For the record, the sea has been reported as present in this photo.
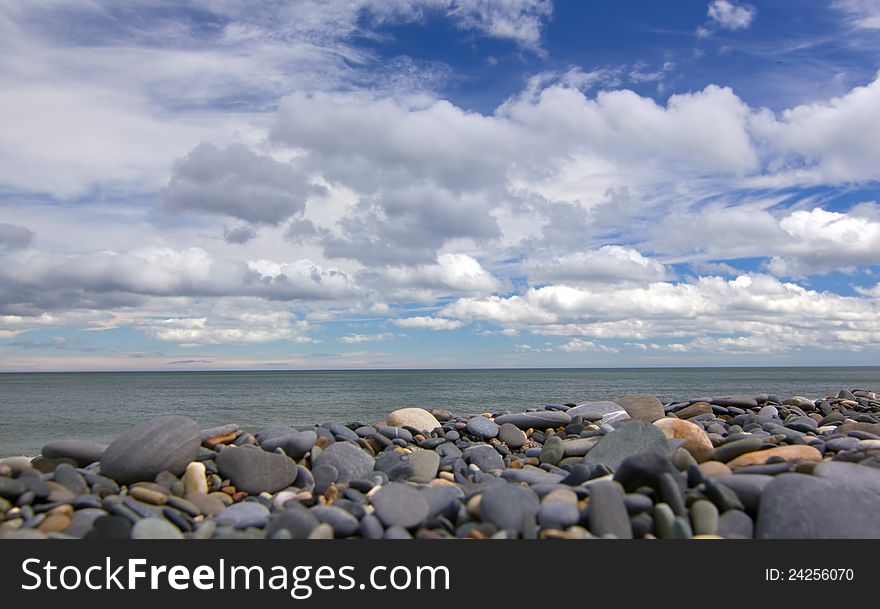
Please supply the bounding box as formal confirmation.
[2,367,879,457]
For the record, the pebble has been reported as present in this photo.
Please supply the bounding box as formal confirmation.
[587,480,632,539]
[653,418,714,462]
[464,416,497,439]
[216,445,299,494]
[712,437,766,463]
[615,394,665,422]
[215,501,270,529]
[494,411,572,429]
[386,408,441,433]
[100,416,202,484]
[42,440,108,467]
[464,445,505,472]
[539,435,564,466]
[261,430,317,459]
[312,441,376,484]
[371,483,430,528]
[310,505,359,538]
[266,506,319,539]
[567,401,622,420]
[479,484,540,535]
[690,499,718,535]
[184,461,208,495]
[408,449,440,480]
[756,474,880,538]
[497,423,527,449]
[584,421,670,471]
[131,518,183,539]
[813,461,880,495]
[726,445,822,470]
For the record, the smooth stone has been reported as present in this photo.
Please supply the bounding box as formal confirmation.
[540,488,579,506]
[584,421,671,471]
[670,446,698,471]
[373,452,414,482]
[711,395,759,408]
[371,483,430,528]
[51,464,89,495]
[377,426,414,443]
[85,515,132,540]
[216,446,298,494]
[825,437,860,452]
[266,506,319,539]
[587,480,632,539]
[408,449,440,480]
[466,416,500,439]
[623,493,654,514]
[215,501,270,529]
[562,437,600,457]
[690,499,719,535]
[100,416,201,484]
[538,501,580,529]
[813,461,880,495]
[130,518,183,540]
[183,461,208,495]
[497,423,527,449]
[310,505,359,538]
[756,474,880,538]
[494,411,572,430]
[600,411,631,425]
[254,426,296,444]
[839,421,880,436]
[312,464,339,494]
[312,442,376,485]
[260,431,317,459]
[200,424,240,442]
[567,401,621,419]
[329,424,359,442]
[786,416,818,433]
[386,408,441,433]
[184,492,226,516]
[612,452,679,492]
[540,436,565,466]
[703,478,745,512]
[713,437,765,463]
[675,402,713,419]
[501,467,565,485]
[360,514,385,539]
[714,474,773,514]
[615,394,665,423]
[479,484,540,535]
[42,440,107,467]
[726,445,821,470]
[0,475,26,499]
[463,445,504,472]
[65,508,107,538]
[37,513,72,534]
[653,418,714,462]
[653,503,676,539]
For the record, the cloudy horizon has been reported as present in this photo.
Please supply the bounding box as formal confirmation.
[2,0,880,371]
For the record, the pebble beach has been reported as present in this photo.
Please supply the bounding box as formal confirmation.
[2,388,879,540]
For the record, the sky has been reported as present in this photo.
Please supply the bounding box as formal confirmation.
[1,0,880,371]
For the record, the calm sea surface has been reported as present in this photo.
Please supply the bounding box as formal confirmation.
[1,367,879,456]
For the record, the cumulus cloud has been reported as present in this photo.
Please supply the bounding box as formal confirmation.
[138,299,314,346]
[0,223,34,250]
[524,246,669,284]
[442,273,880,352]
[223,223,258,244]
[707,1,757,30]
[393,316,465,330]
[162,143,321,225]
[376,253,503,300]
[0,247,360,318]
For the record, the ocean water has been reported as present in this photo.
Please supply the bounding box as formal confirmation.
[1,367,879,456]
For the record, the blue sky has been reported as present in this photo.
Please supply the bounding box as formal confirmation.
[1,0,880,371]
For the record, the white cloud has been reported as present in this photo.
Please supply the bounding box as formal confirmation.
[707,1,756,31]
[138,299,314,346]
[442,273,880,352]
[833,0,880,29]
[378,253,504,298]
[338,333,396,344]
[524,246,669,284]
[393,316,465,330]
